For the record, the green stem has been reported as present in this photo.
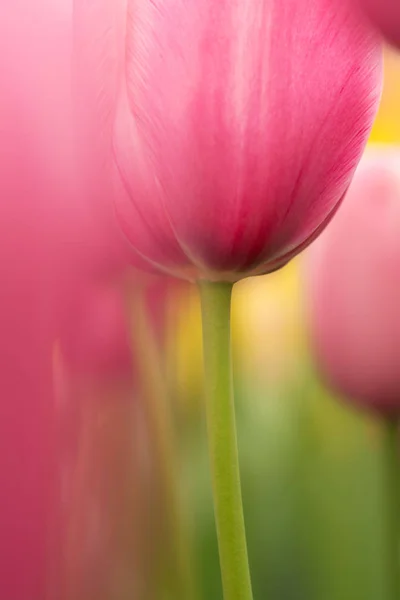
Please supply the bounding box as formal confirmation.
[199,280,254,600]
[383,417,400,600]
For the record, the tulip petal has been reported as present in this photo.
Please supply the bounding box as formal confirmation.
[74,0,382,281]
[73,0,125,171]
[113,0,381,278]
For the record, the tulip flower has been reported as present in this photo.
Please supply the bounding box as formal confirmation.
[73,3,383,598]
[74,0,382,283]
[305,149,400,600]
[306,150,400,415]
[355,0,400,49]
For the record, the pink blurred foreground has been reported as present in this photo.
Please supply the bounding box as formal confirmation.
[0,2,135,598]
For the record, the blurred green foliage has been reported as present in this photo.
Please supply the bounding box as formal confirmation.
[179,358,391,600]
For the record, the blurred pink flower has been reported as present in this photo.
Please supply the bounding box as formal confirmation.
[0,2,130,597]
[73,0,382,282]
[355,0,400,49]
[0,3,73,597]
[305,150,400,414]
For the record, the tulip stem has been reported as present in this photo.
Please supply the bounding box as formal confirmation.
[384,417,400,600]
[199,280,253,600]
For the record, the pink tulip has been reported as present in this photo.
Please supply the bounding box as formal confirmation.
[73,0,382,282]
[355,0,400,49]
[305,150,400,414]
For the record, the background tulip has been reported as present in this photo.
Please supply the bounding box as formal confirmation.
[305,149,400,414]
[73,0,382,283]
